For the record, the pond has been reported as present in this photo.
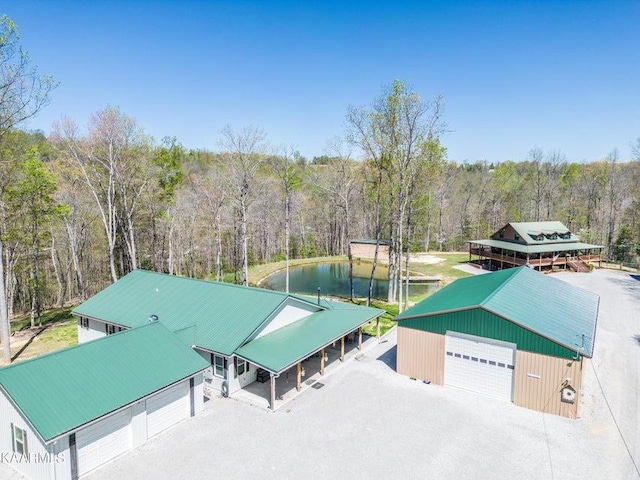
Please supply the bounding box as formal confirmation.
[260,262,438,300]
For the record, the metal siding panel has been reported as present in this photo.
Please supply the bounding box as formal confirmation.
[400,309,575,359]
[513,350,582,418]
[397,327,444,384]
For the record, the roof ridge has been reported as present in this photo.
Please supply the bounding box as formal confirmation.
[0,322,157,374]
[479,268,523,307]
[134,269,292,299]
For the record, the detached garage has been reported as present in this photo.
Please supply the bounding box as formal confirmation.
[396,267,599,418]
[0,322,207,480]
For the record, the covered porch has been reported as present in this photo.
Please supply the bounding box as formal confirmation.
[234,308,383,410]
[468,240,603,271]
[233,331,379,409]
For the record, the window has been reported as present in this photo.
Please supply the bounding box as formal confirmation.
[237,358,247,376]
[514,234,520,241]
[80,317,89,329]
[214,355,224,378]
[105,324,123,335]
[11,424,28,456]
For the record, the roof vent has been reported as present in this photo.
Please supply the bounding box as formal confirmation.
[149,314,159,323]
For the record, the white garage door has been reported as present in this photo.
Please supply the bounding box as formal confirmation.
[146,381,189,438]
[77,407,132,476]
[444,332,516,401]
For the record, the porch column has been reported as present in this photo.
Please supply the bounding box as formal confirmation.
[296,362,302,392]
[357,327,363,350]
[320,348,325,375]
[376,316,381,340]
[340,336,345,361]
[270,373,276,411]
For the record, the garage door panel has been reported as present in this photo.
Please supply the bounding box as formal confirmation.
[146,381,189,438]
[77,408,131,476]
[445,333,515,401]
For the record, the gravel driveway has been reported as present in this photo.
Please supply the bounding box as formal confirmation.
[79,269,639,480]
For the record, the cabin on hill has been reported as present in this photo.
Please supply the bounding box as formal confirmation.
[468,221,602,272]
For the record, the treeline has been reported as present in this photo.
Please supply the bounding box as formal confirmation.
[1,102,639,320]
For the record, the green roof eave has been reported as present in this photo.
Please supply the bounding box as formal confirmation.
[235,306,383,373]
[468,239,603,254]
[0,323,208,442]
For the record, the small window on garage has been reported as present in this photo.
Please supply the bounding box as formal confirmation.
[11,423,28,456]
[214,355,225,378]
[79,317,89,329]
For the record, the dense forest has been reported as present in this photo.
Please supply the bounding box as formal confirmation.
[1,15,639,328]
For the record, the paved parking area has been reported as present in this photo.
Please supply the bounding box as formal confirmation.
[12,269,638,480]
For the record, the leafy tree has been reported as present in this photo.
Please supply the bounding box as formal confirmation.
[7,147,61,326]
[0,15,56,362]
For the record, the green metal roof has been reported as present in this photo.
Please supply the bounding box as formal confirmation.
[468,238,602,254]
[0,322,208,442]
[73,270,312,355]
[235,305,383,373]
[396,267,599,357]
[509,221,575,244]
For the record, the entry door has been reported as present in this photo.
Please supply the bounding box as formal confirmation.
[236,358,254,389]
[444,332,515,401]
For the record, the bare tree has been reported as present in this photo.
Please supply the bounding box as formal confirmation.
[219,126,269,286]
[53,107,147,282]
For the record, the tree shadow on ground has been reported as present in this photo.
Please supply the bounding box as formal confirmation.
[376,343,397,371]
[11,324,52,362]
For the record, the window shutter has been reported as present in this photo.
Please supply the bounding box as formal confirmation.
[233,357,238,378]
[105,323,109,334]
[10,423,14,452]
[23,431,27,456]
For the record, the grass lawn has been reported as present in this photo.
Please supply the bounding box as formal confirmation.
[2,307,78,365]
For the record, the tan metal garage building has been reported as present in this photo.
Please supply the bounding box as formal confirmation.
[395,267,599,418]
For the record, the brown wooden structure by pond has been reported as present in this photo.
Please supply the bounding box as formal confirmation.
[468,221,602,272]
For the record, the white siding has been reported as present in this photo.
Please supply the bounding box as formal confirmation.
[192,373,204,415]
[76,407,132,476]
[146,382,189,439]
[197,349,227,396]
[0,391,60,480]
[253,298,319,340]
[130,401,147,448]
[77,318,107,344]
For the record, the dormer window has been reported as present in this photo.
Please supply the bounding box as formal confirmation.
[514,234,520,241]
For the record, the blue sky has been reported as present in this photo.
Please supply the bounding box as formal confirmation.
[5,1,640,162]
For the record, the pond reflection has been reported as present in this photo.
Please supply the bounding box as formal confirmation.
[260,262,437,300]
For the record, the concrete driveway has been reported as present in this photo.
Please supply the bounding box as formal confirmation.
[82,269,639,480]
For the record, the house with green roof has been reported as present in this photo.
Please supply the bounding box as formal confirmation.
[0,322,208,480]
[0,269,383,479]
[73,269,382,407]
[468,221,602,272]
[395,266,599,418]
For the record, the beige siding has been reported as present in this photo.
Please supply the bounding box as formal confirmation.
[350,243,390,260]
[397,327,444,385]
[513,350,583,418]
